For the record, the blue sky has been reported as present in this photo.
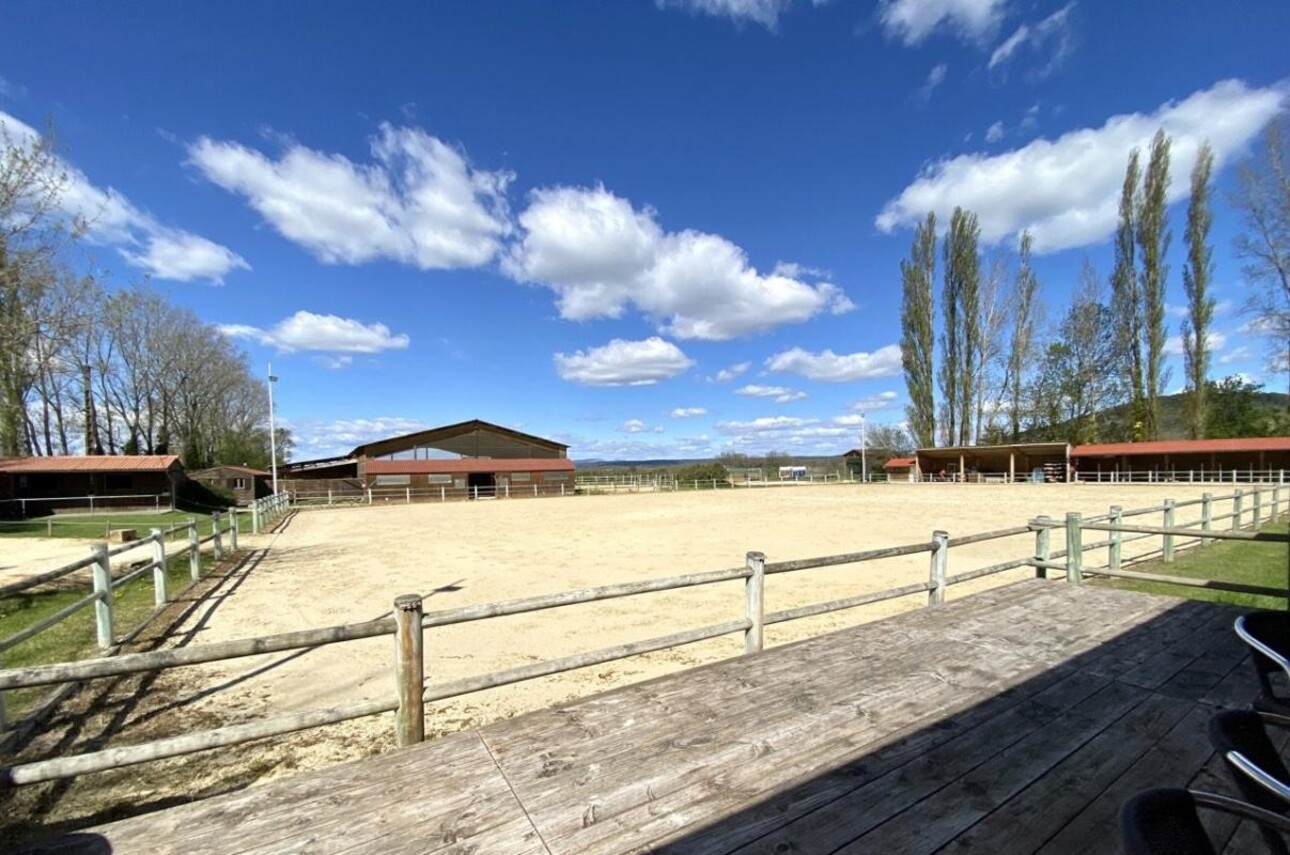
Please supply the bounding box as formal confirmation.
[1,0,1286,461]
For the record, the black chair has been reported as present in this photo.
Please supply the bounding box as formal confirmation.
[1210,710,1290,853]
[1236,613,1290,715]
[1122,788,1290,855]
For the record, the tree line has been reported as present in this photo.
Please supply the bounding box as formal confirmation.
[1,123,285,470]
[900,117,1290,449]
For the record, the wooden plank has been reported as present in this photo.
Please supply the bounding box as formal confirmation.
[1116,608,1243,690]
[1155,618,1249,703]
[1036,705,1217,855]
[718,671,1112,855]
[834,684,1166,853]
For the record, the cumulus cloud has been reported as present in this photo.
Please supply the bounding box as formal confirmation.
[188,124,512,270]
[1219,345,1252,365]
[715,414,854,452]
[291,416,429,458]
[715,362,751,382]
[671,407,708,418]
[0,111,247,282]
[878,0,1008,46]
[766,344,903,381]
[987,3,1076,80]
[504,185,851,340]
[554,337,694,386]
[1164,331,1226,357]
[218,311,410,354]
[850,390,901,411]
[735,384,808,403]
[656,0,792,28]
[919,63,949,102]
[876,80,1287,253]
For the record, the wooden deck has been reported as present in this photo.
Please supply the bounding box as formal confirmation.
[18,579,1275,854]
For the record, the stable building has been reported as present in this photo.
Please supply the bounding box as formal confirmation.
[1071,437,1290,482]
[0,455,184,516]
[282,419,574,500]
[915,443,1072,482]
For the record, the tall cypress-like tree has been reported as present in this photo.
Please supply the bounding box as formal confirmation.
[900,212,937,448]
[1110,149,1144,440]
[939,207,981,446]
[1182,142,1215,439]
[1137,129,1172,440]
[1005,230,1039,441]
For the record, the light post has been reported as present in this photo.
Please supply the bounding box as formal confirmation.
[268,364,279,495]
[860,413,868,483]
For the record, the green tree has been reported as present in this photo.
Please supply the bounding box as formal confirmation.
[1004,230,1039,441]
[1182,142,1215,439]
[939,207,981,446]
[1206,376,1271,438]
[1137,129,1172,439]
[900,212,937,447]
[1110,148,1144,439]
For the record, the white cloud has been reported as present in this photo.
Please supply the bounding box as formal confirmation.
[1164,331,1226,356]
[554,337,694,386]
[878,0,1008,46]
[219,311,410,354]
[735,384,807,403]
[985,121,1006,143]
[850,390,900,411]
[0,76,27,100]
[671,407,708,418]
[657,0,792,28]
[766,344,904,381]
[0,110,247,283]
[988,3,1077,80]
[188,123,512,270]
[621,419,649,433]
[715,362,751,382]
[717,416,816,432]
[876,80,1288,253]
[1219,345,1252,365]
[504,185,851,340]
[291,416,429,458]
[919,63,949,102]
[312,355,354,370]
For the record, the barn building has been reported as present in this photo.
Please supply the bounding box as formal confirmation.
[282,419,574,501]
[189,465,272,506]
[0,455,184,516]
[914,443,1072,482]
[1071,437,1290,482]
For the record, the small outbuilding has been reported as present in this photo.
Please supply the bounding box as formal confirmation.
[189,465,272,506]
[882,457,918,482]
[915,443,1072,483]
[0,455,184,515]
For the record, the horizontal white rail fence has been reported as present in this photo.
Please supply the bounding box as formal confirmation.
[0,484,1285,786]
[248,492,291,533]
[0,508,250,740]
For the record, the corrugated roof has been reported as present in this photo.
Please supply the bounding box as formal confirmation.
[884,457,917,468]
[192,465,271,477]
[1072,437,1290,457]
[364,458,575,475]
[0,455,182,473]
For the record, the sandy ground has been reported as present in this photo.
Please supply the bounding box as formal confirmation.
[149,482,1233,775]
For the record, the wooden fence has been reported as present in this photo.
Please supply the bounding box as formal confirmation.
[0,493,291,743]
[0,485,1284,786]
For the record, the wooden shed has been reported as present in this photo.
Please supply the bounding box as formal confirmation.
[190,465,272,506]
[0,455,184,516]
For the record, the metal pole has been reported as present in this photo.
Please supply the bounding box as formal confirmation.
[268,364,280,496]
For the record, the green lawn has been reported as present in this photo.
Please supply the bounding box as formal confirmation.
[0,544,221,718]
[0,508,230,539]
[1095,520,1289,610]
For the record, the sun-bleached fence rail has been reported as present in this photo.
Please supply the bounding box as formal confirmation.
[0,492,174,519]
[0,484,1285,786]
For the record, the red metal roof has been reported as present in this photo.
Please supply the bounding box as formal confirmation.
[192,465,271,477]
[884,457,917,469]
[1072,437,1290,457]
[364,458,576,475]
[0,455,182,473]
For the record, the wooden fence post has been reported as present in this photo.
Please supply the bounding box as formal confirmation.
[929,530,949,605]
[188,518,201,580]
[1033,516,1051,579]
[1253,488,1262,528]
[212,512,223,560]
[91,544,114,649]
[1162,499,1175,563]
[1201,492,1213,544]
[1233,490,1243,531]
[1065,512,1083,585]
[1273,484,1281,520]
[393,594,425,747]
[251,499,261,534]
[229,511,238,552]
[744,552,765,654]
[1109,506,1123,572]
[150,528,167,608]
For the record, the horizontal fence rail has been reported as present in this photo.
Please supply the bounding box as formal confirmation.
[0,483,1285,787]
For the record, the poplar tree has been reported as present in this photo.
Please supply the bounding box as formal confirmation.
[1110,149,1144,440]
[1137,129,1172,440]
[900,212,937,447]
[1182,142,1215,439]
[939,207,982,446]
[1005,231,1039,441]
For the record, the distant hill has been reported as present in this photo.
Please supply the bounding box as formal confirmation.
[1018,390,1290,444]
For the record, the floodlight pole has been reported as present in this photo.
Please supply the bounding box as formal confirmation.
[860,413,868,483]
[268,364,280,495]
